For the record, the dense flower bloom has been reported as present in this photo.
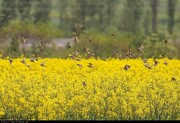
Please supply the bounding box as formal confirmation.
[0,58,179,120]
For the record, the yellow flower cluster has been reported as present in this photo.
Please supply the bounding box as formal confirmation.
[0,58,179,120]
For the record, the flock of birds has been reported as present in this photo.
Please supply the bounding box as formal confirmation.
[67,34,171,70]
[7,34,176,81]
[67,34,176,82]
[8,57,45,67]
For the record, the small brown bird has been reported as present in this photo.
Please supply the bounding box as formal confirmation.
[125,49,134,58]
[164,60,168,65]
[88,63,93,68]
[171,77,176,81]
[142,59,148,63]
[21,37,26,43]
[110,33,114,37]
[40,62,45,67]
[101,58,106,61]
[84,47,89,52]
[77,64,83,68]
[154,60,159,66]
[87,51,91,55]
[123,64,130,70]
[138,44,144,52]
[86,51,94,57]
[164,39,169,44]
[74,36,79,43]
[69,55,75,60]
[87,36,93,43]
[88,38,93,43]
[26,64,30,67]
[82,81,87,87]
[30,58,38,62]
[144,63,152,69]
[67,44,72,49]
[30,59,35,62]
[72,51,79,56]
[75,58,81,61]
[9,58,13,64]
[21,58,26,64]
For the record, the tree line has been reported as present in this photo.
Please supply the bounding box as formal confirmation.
[0,0,179,59]
[0,0,178,35]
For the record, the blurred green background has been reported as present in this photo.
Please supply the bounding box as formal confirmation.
[0,0,179,59]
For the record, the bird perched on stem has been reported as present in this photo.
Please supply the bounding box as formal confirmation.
[9,58,13,64]
[82,81,87,87]
[21,58,26,64]
[77,64,83,68]
[144,63,152,69]
[171,77,176,81]
[30,58,38,62]
[40,62,45,67]
[153,60,159,66]
[142,59,148,63]
[164,60,168,65]
[123,64,130,70]
[88,63,93,68]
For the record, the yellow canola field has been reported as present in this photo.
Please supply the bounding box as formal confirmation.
[0,58,179,120]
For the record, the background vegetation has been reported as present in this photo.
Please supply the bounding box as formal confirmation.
[0,0,179,59]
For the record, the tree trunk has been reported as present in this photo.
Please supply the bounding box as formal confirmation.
[167,0,177,34]
[151,0,159,33]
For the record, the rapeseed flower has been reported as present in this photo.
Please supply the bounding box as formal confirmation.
[0,58,179,120]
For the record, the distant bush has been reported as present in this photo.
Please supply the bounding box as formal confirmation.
[0,19,64,57]
[142,33,178,59]
[71,29,136,58]
[0,23,179,59]
[70,29,178,59]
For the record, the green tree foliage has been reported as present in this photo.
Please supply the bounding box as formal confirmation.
[74,0,86,25]
[16,0,33,20]
[143,10,151,35]
[96,0,119,30]
[70,30,139,58]
[60,0,119,33]
[59,0,75,33]
[0,20,64,57]
[0,0,17,27]
[105,0,119,26]
[167,0,177,34]
[143,33,176,58]
[33,0,52,23]
[120,0,144,34]
[8,36,20,56]
[0,0,179,58]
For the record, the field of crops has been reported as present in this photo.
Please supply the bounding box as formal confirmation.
[0,58,179,120]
